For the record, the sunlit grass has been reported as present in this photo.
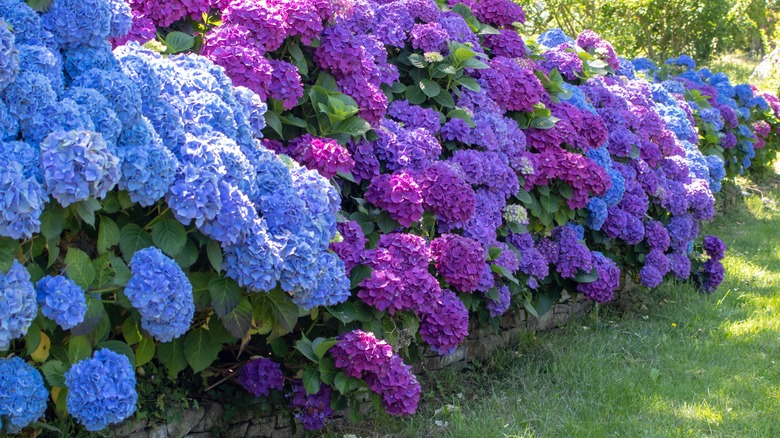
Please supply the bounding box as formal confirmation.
[325,176,780,437]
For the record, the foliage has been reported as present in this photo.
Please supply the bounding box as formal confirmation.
[0,0,778,435]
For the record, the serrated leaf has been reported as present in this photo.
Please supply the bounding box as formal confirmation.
[419,79,441,98]
[97,216,120,255]
[40,204,65,240]
[0,237,18,272]
[64,248,95,290]
[491,264,519,285]
[319,357,336,385]
[151,219,187,258]
[165,31,194,53]
[349,265,372,289]
[377,212,401,233]
[122,318,142,346]
[488,246,503,261]
[111,255,131,286]
[206,240,223,272]
[26,0,52,12]
[209,277,240,317]
[220,298,252,338]
[25,325,41,356]
[183,328,221,373]
[97,340,136,367]
[70,298,106,336]
[303,367,321,395]
[73,199,101,227]
[268,288,300,334]
[157,338,188,378]
[433,90,456,108]
[119,224,153,263]
[312,338,339,359]
[573,266,600,283]
[264,111,283,137]
[174,239,198,269]
[457,76,481,92]
[135,337,155,367]
[295,336,318,363]
[40,360,67,387]
[68,336,92,363]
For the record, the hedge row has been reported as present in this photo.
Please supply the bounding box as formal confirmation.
[0,0,778,434]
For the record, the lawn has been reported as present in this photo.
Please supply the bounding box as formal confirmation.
[327,174,780,437]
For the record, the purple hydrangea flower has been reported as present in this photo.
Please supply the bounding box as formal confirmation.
[239,358,284,398]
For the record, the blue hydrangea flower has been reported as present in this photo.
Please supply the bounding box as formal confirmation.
[17,44,63,96]
[183,91,238,139]
[36,275,86,330]
[22,98,95,145]
[72,68,142,126]
[62,42,119,83]
[249,144,294,202]
[734,84,754,102]
[233,86,267,146]
[587,197,608,231]
[616,57,636,79]
[203,132,257,199]
[125,247,194,342]
[40,130,120,207]
[289,250,350,309]
[0,140,41,182]
[3,71,57,125]
[0,99,20,141]
[223,220,283,292]
[0,20,19,93]
[65,348,138,432]
[0,0,54,49]
[64,87,123,144]
[0,260,36,351]
[41,0,112,49]
[0,146,47,239]
[698,107,724,131]
[116,116,178,206]
[107,0,132,39]
[201,182,259,245]
[166,134,224,228]
[537,28,573,47]
[665,54,695,69]
[631,57,657,72]
[0,357,47,433]
[705,155,726,193]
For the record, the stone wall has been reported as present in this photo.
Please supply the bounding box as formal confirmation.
[114,291,593,438]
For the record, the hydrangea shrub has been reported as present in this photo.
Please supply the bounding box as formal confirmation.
[0,0,778,434]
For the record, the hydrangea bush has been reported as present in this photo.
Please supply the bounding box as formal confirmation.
[0,0,777,434]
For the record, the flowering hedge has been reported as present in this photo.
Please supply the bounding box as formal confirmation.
[0,0,778,434]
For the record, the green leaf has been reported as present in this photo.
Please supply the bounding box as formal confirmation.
[264,111,283,137]
[405,85,427,105]
[122,318,142,346]
[540,195,560,214]
[189,272,212,309]
[174,239,199,269]
[349,265,372,289]
[319,357,336,385]
[629,145,641,159]
[183,328,221,373]
[135,337,156,367]
[40,204,65,240]
[514,190,533,204]
[68,336,92,363]
[377,212,401,233]
[419,79,441,98]
[454,47,476,63]
[119,224,153,263]
[574,267,600,283]
[209,277,240,317]
[207,240,223,272]
[220,298,252,338]
[326,302,357,324]
[40,360,67,387]
[295,337,318,363]
[408,53,427,69]
[331,116,371,137]
[151,219,187,258]
[303,367,321,395]
[488,246,503,261]
[462,58,491,70]
[97,340,136,367]
[312,338,339,359]
[333,371,360,394]
[25,325,41,356]
[456,76,481,92]
[491,264,519,285]
[267,288,299,334]
[165,31,195,53]
[111,255,131,286]
[433,90,456,108]
[70,299,107,336]
[26,0,53,12]
[157,338,188,378]
[97,216,120,255]
[64,248,95,290]
[0,237,19,273]
[73,199,101,227]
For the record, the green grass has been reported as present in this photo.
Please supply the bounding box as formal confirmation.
[325,177,780,437]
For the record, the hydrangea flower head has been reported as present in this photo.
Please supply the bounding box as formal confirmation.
[40,130,120,207]
[36,275,86,330]
[288,382,333,431]
[0,260,36,351]
[431,234,486,293]
[0,357,47,433]
[125,247,194,342]
[66,348,137,432]
[239,357,284,398]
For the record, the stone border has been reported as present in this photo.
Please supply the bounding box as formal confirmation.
[115,292,594,438]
